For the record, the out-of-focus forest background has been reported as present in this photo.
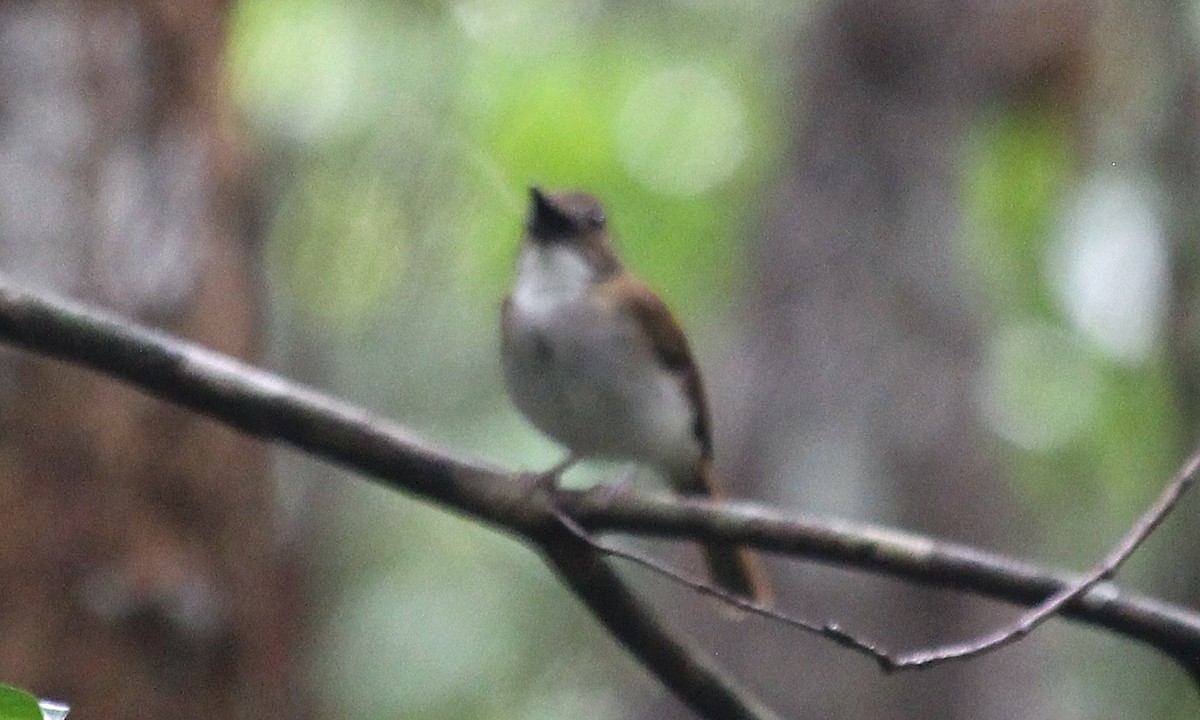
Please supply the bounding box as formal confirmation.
[1,0,1199,718]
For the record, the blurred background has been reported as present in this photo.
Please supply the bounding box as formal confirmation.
[0,0,1199,718]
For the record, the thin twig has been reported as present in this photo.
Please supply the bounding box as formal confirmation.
[549,505,893,666]
[560,489,1200,682]
[885,448,1200,669]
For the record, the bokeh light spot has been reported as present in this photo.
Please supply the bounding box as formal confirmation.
[979,320,1103,451]
[616,66,747,196]
[1050,172,1168,364]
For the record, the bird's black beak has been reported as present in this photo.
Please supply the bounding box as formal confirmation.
[527,187,573,240]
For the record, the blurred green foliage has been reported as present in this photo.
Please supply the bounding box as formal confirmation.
[964,106,1074,318]
[963,104,1180,545]
[229,0,792,332]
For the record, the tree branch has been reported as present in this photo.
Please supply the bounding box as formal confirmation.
[536,504,780,719]
[883,449,1199,669]
[0,281,775,719]
[561,488,1200,682]
[0,281,1198,709]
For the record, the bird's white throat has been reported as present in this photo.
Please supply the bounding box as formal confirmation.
[512,244,595,310]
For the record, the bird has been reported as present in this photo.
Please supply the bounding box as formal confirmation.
[500,187,768,603]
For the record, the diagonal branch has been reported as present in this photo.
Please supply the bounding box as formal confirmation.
[0,281,1199,703]
[549,502,895,666]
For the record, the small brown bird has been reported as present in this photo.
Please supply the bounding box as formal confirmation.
[501,187,768,603]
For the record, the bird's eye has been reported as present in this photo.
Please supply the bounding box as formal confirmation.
[585,211,605,228]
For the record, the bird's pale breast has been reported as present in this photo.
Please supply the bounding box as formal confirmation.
[502,248,696,469]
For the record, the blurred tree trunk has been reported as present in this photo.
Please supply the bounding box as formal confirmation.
[0,2,296,719]
[722,1,1091,717]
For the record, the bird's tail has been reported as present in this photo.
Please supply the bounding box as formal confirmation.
[671,459,772,607]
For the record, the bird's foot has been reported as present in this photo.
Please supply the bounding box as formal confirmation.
[580,465,639,505]
[520,454,580,493]
[520,468,562,492]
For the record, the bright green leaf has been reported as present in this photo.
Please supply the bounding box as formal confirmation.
[0,685,42,720]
